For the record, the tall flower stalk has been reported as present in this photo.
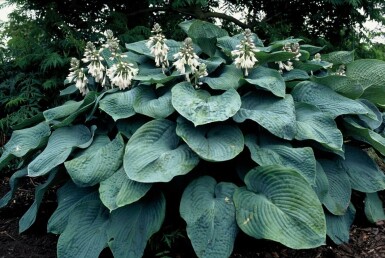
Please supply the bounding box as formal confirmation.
[231,29,260,76]
[173,37,207,87]
[82,42,105,83]
[146,23,169,72]
[66,58,89,95]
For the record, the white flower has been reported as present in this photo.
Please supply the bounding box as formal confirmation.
[231,29,260,76]
[146,23,169,70]
[173,38,201,81]
[313,53,322,62]
[283,42,301,61]
[334,64,346,76]
[66,58,89,95]
[103,30,120,58]
[82,42,105,83]
[276,60,294,73]
[106,61,139,90]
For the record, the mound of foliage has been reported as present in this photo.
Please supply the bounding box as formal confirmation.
[1,20,385,258]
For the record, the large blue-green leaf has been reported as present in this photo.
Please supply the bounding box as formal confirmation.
[176,117,244,162]
[0,168,27,208]
[47,182,94,234]
[116,116,149,139]
[19,169,58,233]
[301,45,324,55]
[365,193,385,223]
[133,85,175,118]
[293,60,333,72]
[99,167,152,211]
[64,134,125,187]
[187,20,228,57]
[322,51,355,65]
[318,160,351,215]
[200,57,226,73]
[254,51,297,64]
[282,69,309,82]
[311,75,363,99]
[295,102,343,153]
[233,165,326,249]
[99,88,139,121]
[292,81,368,118]
[356,99,383,130]
[339,145,385,193]
[202,65,243,90]
[346,59,385,106]
[124,119,199,183]
[233,91,296,140]
[245,133,316,185]
[107,192,166,258]
[172,81,241,126]
[243,66,285,97]
[28,125,94,177]
[326,204,356,244]
[313,162,329,203]
[344,117,385,156]
[0,122,50,170]
[53,92,98,129]
[57,194,109,258]
[43,100,83,122]
[180,176,238,258]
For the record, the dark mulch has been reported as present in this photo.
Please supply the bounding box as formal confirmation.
[1,172,385,258]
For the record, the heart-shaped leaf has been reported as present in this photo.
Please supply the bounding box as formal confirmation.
[48,182,94,234]
[64,134,125,187]
[99,167,152,211]
[176,117,244,162]
[365,193,385,223]
[0,122,50,170]
[295,102,343,153]
[233,91,296,140]
[243,66,285,97]
[245,133,316,185]
[107,192,166,258]
[19,170,58,233]
[172,82,241,126]
[133,85,175,118]
[202,65,243,90]
[180,176,238,258]
[292,81,368,118]
[325,204,356,245]
[318,159,351,215]
[233,165,326,249]
[344,117,385,156]
[57,194,109,258]
[28,125,94,177]
[339,145,385,193]
[346,59,385,106]
[311,75,363,99]
[99,88,139,121]
[124,119,199,183]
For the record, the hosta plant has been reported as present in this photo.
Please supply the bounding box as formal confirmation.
[1,20,385,257]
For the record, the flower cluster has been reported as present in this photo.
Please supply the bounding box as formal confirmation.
[231,29,260,76]
[146,23,169,72]
[334,64,346,76]
[173,37,205,82]
[103,29,120,59]
[66,58,89,95]
[106,61,139,90]
[313,53,322,62]
[283,42,301,61]
[276,42,302,73]
[82,42,105,83]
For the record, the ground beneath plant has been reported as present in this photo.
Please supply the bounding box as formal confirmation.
[1,174,385,258]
